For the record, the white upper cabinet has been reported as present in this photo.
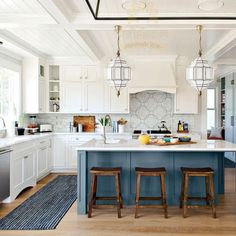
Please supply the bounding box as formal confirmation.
[60,65,102,113]
[103,83,129,113]
[61,82,83,112]
[23,57,48,113]
[174,63,198,114]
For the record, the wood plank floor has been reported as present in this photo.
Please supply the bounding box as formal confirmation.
[0,169,235,236]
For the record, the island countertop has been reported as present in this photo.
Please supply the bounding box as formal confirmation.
[76,139,236,152]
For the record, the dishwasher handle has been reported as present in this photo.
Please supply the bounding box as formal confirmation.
[0,149,12,155]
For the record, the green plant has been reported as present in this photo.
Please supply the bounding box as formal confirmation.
[98,117,109,127]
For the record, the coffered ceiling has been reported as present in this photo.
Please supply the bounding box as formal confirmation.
[0,0,235,73]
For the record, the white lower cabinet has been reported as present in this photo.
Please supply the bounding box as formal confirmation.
[10,142,36,202]
[36,138,52,180]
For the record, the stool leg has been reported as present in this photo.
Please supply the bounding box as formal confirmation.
[205,175,209,206]
[115,174,121,218]
[93,175,97,206]
[209,174,216,218]
[118,173,123,209]
[135,173,141,218]
[183,174,189,218]
[180,173,185,208]
[160,173,168,218]
[88,174,96,218]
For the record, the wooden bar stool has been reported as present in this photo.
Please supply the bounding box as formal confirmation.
[180,167,216,218]
[88,167,123,218]
[135,167,168,218]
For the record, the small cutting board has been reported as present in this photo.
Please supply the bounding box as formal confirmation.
[73,116,95,132]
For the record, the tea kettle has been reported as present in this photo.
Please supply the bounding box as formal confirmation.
[53,103,60,112]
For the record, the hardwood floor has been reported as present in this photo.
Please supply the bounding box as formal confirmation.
[0,169,235,236]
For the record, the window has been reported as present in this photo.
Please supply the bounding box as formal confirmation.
[0,66,20,130]
[207,88,216,130]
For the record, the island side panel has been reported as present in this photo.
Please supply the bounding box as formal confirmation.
[130,151,174,205]
[86,151,131,205]
[173,152,219,205]
[77,151,87,214]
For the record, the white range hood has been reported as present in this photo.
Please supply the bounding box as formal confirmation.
[128,56,177,94]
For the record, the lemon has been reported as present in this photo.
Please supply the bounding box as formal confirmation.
[138,134,150,145]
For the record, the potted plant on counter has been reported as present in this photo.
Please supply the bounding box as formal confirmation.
[117,118,127,133]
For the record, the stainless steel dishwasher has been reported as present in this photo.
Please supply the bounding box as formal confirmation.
[0,148,11,201]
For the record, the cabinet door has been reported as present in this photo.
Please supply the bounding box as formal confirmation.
[61,66,83,81]
[23,151,35,182]
[109,87,129,113]
[61,82,83,112]
[84,66,97,82]
[66,143,79,168]
[175,86,198,114]
[12,156,24,191]
[53,136,67,168]
[84,82,102,112]
[174,65,198,114]
[39,78,46,113]
[37,146,48,179]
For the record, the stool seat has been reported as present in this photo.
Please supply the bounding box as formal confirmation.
[135,167,166,173]
[181,167,213,173]
[90,167,121,173]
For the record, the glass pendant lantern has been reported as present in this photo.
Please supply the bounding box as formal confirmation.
[186,25,214,95]
[107,25,131,97]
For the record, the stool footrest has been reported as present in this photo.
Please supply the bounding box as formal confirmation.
[93,205,116,209]
[186,205,212,209]
[139,197,162,201]
[187,197,208,200]
[138,205,164,209]
[96,196,117,200]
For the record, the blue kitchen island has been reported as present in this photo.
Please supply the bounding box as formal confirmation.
[76,139,236,215]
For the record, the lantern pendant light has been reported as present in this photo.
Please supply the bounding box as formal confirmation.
[186,25,214,95]
[107,25,131,97]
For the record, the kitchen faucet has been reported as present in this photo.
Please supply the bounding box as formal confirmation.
[102,114,112,144]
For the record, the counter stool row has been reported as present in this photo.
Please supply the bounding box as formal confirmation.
[88,166,216,218]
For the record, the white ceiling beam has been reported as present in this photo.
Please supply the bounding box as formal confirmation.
[37,0,101,62]
[205,30,236,62]
[0,30,47,58]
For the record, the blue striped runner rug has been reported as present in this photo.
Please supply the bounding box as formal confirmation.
[0,175,77,230]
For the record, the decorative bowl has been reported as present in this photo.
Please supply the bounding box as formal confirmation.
[178,137,191,142]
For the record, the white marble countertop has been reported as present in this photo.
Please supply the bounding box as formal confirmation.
[0,133,53,149]
[76,139,236,152]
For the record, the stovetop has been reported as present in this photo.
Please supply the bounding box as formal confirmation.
[133,130,172,135]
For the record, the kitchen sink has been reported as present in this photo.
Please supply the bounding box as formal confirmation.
[105,139,120,144]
